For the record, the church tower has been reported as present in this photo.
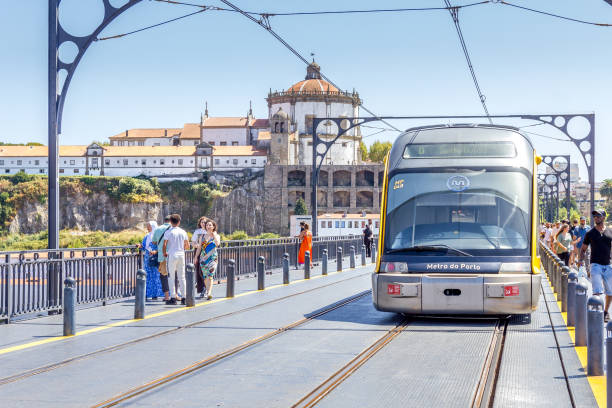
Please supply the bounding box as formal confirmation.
[269,107,291,164]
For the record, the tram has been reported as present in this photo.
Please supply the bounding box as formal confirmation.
[372,124,541,315]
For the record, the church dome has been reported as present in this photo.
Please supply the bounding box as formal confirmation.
[286,61,339,93]
[272,107,289,120]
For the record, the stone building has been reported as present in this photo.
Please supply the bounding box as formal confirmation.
[263,163,385,235]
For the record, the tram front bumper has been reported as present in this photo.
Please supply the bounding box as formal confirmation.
[372,273,541,315]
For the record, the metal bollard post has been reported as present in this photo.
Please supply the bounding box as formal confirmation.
[567,272,578,326]
[63,277,76,336]
[134,269,146,318]
[575,281,588,347]
[587,296,605,375]
[606,322,612,407]
[561,266,569,313]
[350,246,356,269]
[337,247,343,272]
[304,251,311,279]
[553,257,560,293]
[322,249,328,275]
[226,259,235,298]
[361,245,366,266]
[257,256,265,290]
[185,264,195,307]
[282,253,290,284]
[372,244,377,265]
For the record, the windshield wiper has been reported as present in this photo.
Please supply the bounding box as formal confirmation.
[387,244,473,257]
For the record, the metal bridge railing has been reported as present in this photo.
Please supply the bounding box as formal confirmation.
[0,235,371,323]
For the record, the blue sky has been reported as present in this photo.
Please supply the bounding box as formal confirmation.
[1,0,611,181]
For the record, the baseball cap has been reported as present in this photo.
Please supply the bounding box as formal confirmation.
[592,209,607,218]
[580,216,586,221]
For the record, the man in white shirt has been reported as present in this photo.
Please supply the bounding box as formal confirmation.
[543,222,552,248]
[163,214,190,305]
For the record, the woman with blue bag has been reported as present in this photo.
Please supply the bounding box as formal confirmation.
[141,220,164,300]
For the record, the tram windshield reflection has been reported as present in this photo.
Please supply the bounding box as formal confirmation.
[385,170,531,256]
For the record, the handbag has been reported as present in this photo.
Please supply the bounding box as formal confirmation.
[148,254,160,268]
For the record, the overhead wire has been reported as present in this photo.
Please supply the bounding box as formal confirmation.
[443,0,492,123]
[500,1,612,27]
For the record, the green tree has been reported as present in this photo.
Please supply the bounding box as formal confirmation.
[601,179,612,204]
[294,198,308,215]
[359,141,368,162]
[368,141,392,163]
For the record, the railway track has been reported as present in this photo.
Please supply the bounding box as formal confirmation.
[0,271,370,387]
[90,290,372,408]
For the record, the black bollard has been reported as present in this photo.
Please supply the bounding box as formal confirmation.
[361,245,366,266]
[282,253,290,284]
[567,272,578,326]
[606,322,612,407]
[561,266,569,313]
[372,244,377,265]
[226,259,235,298]
[322,249,328,275]
[575,281,588,347]
[257,256,265,290]
[185,263,195,307]
[350,246,356,269]
[587,296,604,375]
[304,251,311,279]
[63,277,76,336]
[337,247,343,272]
[134,269,146,318]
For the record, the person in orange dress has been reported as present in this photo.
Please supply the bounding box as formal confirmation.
[298,223,313,267]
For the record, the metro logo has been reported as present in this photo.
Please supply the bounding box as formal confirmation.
[387,284,401,295]
[504,286,519,296]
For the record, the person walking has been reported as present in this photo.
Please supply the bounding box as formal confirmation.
[195,219,220,300]
[298,223,313,267]
[162,214,189,305]
[363,221,373,258]
[141,221,163,300]
[554,224,577,266]
[572,216,590,268]
[193,216,208,296]
[578,209,612,321]
[152,215,172,301]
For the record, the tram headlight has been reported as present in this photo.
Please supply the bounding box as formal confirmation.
[499,262,532,274]
[381,262,408,273]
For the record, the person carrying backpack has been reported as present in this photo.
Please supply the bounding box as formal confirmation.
[151,215,172,301]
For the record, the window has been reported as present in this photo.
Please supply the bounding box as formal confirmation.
[190,160,193,164]
[335,221,340,228]
[141,159,146,165]
[244,160,247,164]
[39,169,45,173]
[251,159,256,164]
[74,169,79,173]
[362,221,365,228]
[375,221,379,228]
[232,159,238,165]
[160,159,165,165]
[232,141,239,146]
[178,159,183,165]
[342,143,347,147]
[341,221,346,228]
[153,160,157,164]
[59,169,64,173]
[328,221,332,228]
[226,160,229,164]
[348,221,352,228]
[92,158,98,166]
[17,160,22,166]
[134,160,138,164]
[0,160,3,165]
[123,159,128,165]
[214,159,220,165]
[4,169,9,173]
[321,221,325,229]
[153,143,160,146]
[209,141,215,146]
[63,160,66,164]
[35,160,39,165]
[69,160,75,165]
[138,141,144,146]
[220,142,227,146]
[171,160,175,164]
[307,141,312,146]
[105,160,110,165]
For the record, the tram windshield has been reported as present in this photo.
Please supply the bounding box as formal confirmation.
[385,170,531,256]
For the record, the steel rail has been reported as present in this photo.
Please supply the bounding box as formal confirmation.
[292,318,410,408]
[470,318,508,408]
[0,271,370,387]
[90,290,371,408]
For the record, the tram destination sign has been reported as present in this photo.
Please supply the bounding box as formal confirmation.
[412,262,502,273]
[403,142,516,159]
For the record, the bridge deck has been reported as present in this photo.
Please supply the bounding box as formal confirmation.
[0,263,600,407]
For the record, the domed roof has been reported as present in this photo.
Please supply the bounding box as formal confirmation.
[272,107,289,120]
[286,61,339,93]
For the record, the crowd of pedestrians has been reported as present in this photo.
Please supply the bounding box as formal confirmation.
[140,214,221,305]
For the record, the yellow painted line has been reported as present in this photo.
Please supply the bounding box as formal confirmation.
[0,267,363,356]
[544,269,606,408]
